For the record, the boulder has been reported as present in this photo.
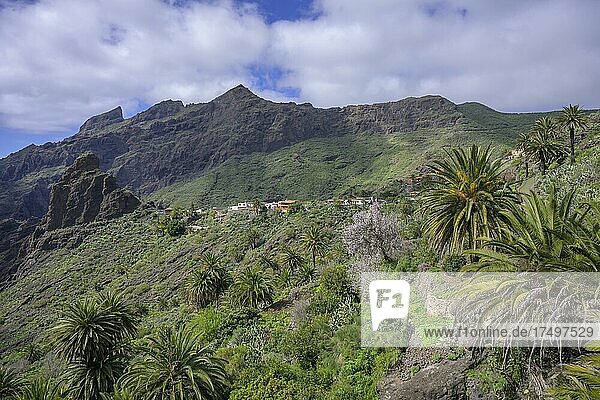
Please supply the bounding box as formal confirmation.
[378,357,474,400]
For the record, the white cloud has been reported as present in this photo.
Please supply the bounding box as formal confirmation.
[271,0,600,111]
[0,0,269,131]
[0,0,599,134]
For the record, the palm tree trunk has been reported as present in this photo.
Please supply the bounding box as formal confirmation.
[525,161,529,178]
[312,250,316,271]
[539,151,546,175]
[569,126,575,164]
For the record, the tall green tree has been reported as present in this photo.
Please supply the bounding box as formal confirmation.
[257,252,279,272]
[421,145,517,255]
[559,104,588,164]
[121,328,229,400]
[301,226,328,271]
[516,132,530,178]
[245,227,261,249]
[53,292,138,400]
[521,116,564,175]
[187,253,230,309]
[0,367,23,399]
[231,267,274,308]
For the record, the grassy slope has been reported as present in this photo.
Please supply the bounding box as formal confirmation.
[0,205,354,360]
[150,112,529,208]
[536,111,600,200]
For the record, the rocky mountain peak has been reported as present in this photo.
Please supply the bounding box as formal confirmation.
[44,153,140,231]
[78,106,124,133]
[61,152,99,179]
[213,84,259,104]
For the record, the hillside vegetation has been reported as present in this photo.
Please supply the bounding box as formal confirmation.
[0,97,599,399]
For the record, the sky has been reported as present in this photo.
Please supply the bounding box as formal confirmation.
[1,0,599,157]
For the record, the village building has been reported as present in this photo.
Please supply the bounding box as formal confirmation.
[276,199,297,212]
[229,202,252,212]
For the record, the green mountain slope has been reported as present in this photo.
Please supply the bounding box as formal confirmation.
[150,122,524,208]
[2,107,600,400]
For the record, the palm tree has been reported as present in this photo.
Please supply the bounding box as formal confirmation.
[120,328,229,400]
[251,199,264,216]
[257,252,279,272]
[301,226,328,271]
[231,267,274,308]
[296,262,316,284]
[421,145,517,255]
[546,351,600,399]
[0,367,23,399]
[279,246,304,274]
[246,227,261,249]
[521,117,564,175]
[18,379,62,400]
[563,203,600,271]
[104,388,138,400]
[186,253,230,309]
[516,132,530,178]
[468,187,596,272]
[53,292,138,400]
[559,104,588,164]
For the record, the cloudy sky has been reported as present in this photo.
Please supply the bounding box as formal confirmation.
[1,0,599,157]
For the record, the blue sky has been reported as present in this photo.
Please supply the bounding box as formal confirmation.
[1,0,600,158]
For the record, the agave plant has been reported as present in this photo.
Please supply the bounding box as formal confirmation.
[231,267,274,308]
[120,328,229,400]
[186,252,230,309]
[421,145,517,255]
[53,292,138,400]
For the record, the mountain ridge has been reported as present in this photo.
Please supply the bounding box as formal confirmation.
[0,85,572,223]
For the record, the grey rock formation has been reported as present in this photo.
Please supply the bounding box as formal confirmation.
[44,153,140,231]
[379,357,474,400]
[78,106,124,133]
[130,99,184,124]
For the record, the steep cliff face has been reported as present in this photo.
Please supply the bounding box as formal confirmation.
[78,106,124,134]
[0,86,471,222]
[43,153,140,231]
[0,153,140,283]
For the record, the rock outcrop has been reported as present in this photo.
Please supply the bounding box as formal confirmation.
[378,357,474,400]
[78,106,124,133]
[44,153,140,231]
